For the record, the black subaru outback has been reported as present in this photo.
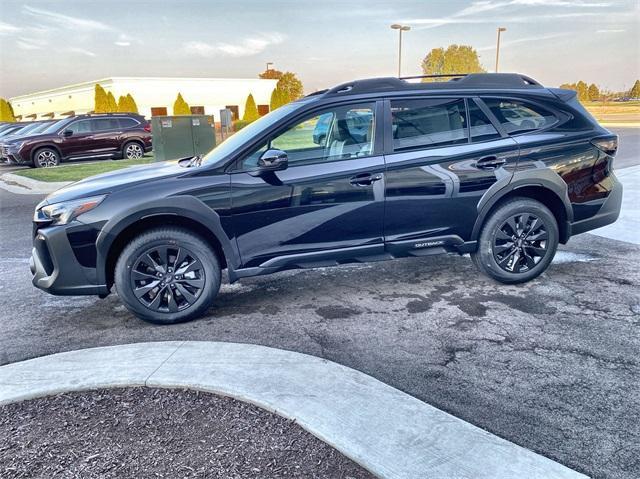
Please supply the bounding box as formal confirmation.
[31,73,622,324]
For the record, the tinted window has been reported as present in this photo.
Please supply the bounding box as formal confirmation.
[118,118,139,129]
[482,99,556,134]
[92,118,119,131]
[67,120,93,134]
[391,98,467,151]
[468,100,501,141]
[242,103,375,169]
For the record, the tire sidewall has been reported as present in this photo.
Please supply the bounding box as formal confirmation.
[33,148,60,168]
[476,200,558,284]
[115,230,220,324]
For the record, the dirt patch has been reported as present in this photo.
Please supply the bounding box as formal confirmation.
[0,387,374,479]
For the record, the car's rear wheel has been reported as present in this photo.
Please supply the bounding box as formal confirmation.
[122,141,144,160]
[115,227,221,324]
[471,198,558,284]
[33,148,60,168]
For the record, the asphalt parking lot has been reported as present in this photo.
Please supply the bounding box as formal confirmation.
[1,127,638,479]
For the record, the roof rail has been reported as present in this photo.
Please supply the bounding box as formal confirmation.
[321,73,544,97]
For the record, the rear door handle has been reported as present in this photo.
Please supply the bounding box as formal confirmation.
[349,173,382,186]
[476,155,507,169]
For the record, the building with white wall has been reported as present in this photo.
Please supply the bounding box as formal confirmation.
[9,77,278,121]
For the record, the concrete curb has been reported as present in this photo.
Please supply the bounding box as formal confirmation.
[0,341,587,479]
[0,172,71,195]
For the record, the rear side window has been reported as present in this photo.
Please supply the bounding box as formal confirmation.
[468,100,501,141]
[92,118,119,131]
[482,99,556,134]
[391,98,467,151]
[118,118,139,129]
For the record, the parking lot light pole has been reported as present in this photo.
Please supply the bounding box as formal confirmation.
[391,24,411,77]
[495,27,507,73]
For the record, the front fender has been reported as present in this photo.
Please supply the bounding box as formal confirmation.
[94,195,239,285]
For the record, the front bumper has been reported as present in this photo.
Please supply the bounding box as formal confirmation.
[30,224,109,296]
[569,173,623,236]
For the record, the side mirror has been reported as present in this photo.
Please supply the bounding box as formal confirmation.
[258,149,288,171]
[62,129,73,138]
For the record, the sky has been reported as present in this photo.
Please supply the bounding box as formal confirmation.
[0,0,639,98]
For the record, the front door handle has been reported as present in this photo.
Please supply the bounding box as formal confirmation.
[349,173,382,186]
[476,155,507,169]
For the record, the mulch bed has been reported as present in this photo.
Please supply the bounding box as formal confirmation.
[0,387,376,478]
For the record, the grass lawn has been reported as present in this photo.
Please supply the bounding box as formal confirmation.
[13,157,154,183]
[583,101,640,123]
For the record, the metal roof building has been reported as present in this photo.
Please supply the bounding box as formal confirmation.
[9,77,278,121]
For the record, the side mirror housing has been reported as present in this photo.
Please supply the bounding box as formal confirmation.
[62,129,73,138]
[258,149,288,171]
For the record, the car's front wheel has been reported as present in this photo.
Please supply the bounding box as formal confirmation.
[115,227,221,324]
[471,198,559,284]
[33,148,60,168]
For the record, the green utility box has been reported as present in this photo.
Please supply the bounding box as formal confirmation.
[151,115,216,162]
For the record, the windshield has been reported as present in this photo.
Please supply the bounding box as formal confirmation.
[30,121,55,134]
[41,118,70,134]
[201,102,303,166]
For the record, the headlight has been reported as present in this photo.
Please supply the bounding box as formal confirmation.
[7,141,25,150]
[37,195,107,225]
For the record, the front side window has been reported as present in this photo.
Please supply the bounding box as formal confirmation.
[391,98,467,152]
[67,120,93,134]
[482,99,556,134]
[241,103,376,169]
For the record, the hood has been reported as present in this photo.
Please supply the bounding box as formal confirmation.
[3,132,54,145]
[43,160,188,205]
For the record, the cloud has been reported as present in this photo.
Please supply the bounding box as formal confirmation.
[596,29,626,33]
[67,47,97,57]
[115,41,131,46]
[184,33,285,58]
[0,21,21,35]
[476,32,570,51]
[16,39,42,50]
[402,0,611,29]
[23,5,114,31]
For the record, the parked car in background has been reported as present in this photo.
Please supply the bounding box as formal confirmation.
[30,73,622,324]
[1,113,152,167]
[0,122,32,138]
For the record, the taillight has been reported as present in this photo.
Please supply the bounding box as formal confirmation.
[143,123,151,133]
[590,136,618,156]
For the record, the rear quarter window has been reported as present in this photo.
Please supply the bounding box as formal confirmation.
[482,99,557,135]
[118,118,139,129]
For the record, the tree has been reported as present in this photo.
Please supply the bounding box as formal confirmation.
[270,87,283,110]
[588,83,600,102]
[259,68,284,80]
[576,81,589,102]
[242,93,260,122]
[173,93,191,115]
[275,72,304,104]
[117,95,128,112]
[106,92,117,112]
[630,79,640,98]
[126,93,139,114]
[0,98,16,122]
[94,84,109,113]
[421,45,485,79]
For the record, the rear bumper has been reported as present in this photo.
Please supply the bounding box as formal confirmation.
[30,225,108,296]
[569,173,623,236]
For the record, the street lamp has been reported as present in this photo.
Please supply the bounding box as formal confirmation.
[266,62,274,71]
[391,24,411,77]
[495,27,506,73]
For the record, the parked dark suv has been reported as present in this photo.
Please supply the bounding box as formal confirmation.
[30,73,622,324]
[2,113,151,167]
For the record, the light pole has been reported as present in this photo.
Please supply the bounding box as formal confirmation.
[495,27,506,73]
[266,62,274,71]
[391,24,411,77]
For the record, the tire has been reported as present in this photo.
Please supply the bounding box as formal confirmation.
[471,198,559,284]
[33,148,60,168]
[115,227,221,324]
[122,141,144,160]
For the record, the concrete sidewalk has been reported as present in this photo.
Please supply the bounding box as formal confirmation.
[0,341,586,479]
